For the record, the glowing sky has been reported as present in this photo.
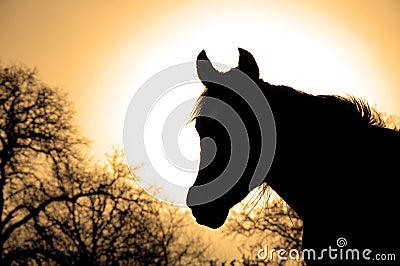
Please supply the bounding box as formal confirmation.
[1,0,399,161]
[1,0,399,260]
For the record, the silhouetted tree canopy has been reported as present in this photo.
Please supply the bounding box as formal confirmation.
[0,65,211,265]
[0,65,87,261]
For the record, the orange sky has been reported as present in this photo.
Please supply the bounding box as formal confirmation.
[1,0,399,260]
[1,0,400,160]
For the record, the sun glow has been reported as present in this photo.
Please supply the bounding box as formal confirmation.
[143,83,202,188]
[128,6,381,201]
[16,0,393,204]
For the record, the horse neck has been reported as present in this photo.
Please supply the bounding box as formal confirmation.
[265,122,400,221]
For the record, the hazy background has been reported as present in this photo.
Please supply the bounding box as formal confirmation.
[1,0,399,263]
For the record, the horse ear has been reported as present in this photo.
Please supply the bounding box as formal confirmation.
[196,50,219,87]
[238,48,259,81]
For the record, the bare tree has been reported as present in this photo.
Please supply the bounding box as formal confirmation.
[222,186,304,266]
[0,64,96,263]
[0,64,212,265]
[30,150,211,265]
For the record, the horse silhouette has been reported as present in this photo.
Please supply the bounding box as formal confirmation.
[186,48,399,265]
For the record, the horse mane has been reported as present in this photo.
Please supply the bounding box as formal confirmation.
[190,81,389,130]
[316,94,386,128]
[189,89,207,123]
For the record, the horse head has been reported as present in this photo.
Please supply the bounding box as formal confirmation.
[186,48,269,228]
